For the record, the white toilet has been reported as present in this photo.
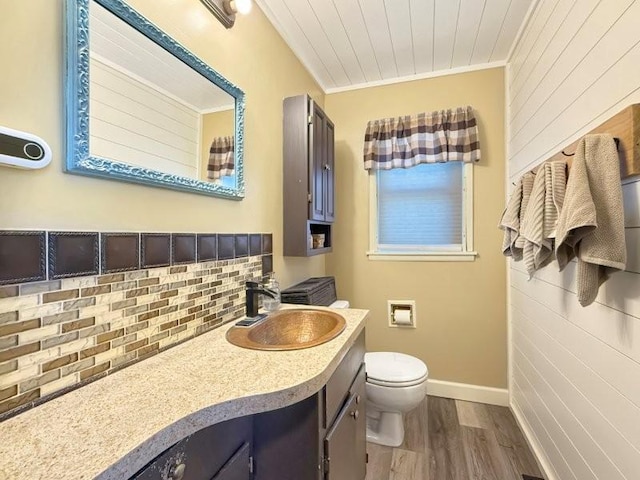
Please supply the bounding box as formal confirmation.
[364,352,429,447]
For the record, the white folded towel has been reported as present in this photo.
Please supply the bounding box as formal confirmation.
[555,134,626,306]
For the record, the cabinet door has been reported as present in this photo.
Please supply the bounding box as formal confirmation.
[324,367,366,480]
[324,120,335,223]
[130,416,252,480]
[309,100,327,222]
[350,367,367,480]
[211,442,252,480]
[253,393,321,480]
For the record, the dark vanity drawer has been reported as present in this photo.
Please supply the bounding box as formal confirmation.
[324,331,365,428]
[131,416,252,480]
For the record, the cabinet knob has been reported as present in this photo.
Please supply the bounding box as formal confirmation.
[350,410,359,420]
[169,463,186,480]
[324,164,331,171]
[355,395,361,405]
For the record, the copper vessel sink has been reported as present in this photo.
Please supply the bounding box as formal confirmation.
[226,309,346,351]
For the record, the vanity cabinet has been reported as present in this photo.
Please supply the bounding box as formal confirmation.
[254,330,366,480]
[283,94,335,257]
[131,416,252,480]
[130,332,365,480]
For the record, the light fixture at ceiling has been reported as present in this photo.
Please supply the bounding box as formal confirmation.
[224,0,252,15]
[200,0,252,29]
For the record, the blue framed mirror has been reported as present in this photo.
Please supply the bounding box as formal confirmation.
[65,0,245,199]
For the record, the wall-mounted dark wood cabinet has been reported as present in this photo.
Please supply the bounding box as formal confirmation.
[283,95,335,257]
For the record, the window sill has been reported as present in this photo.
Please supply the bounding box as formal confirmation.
[366,251,478,262]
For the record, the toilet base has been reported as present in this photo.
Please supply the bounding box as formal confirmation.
[366,411,404,447]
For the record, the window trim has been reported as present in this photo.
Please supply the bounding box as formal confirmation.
[367,162,477,262]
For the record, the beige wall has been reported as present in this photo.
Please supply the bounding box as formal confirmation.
[0,0,325,288]
[325,68,507,388]
[200,109,235,181]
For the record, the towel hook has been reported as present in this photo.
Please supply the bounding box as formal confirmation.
[562,137,620,156]
[512,137,621,185]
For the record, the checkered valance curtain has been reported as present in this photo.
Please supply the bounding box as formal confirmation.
[207,136,234,180]
[363,106,481,170]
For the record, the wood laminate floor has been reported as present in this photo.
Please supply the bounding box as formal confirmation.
[365,396,544,480]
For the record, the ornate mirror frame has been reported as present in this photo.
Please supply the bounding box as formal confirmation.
[64,0,245,199]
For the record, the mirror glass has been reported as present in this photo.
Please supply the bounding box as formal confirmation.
[65,0,245,198]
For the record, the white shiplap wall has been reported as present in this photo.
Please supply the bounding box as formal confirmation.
[506,0,640,479]
[89,57,200,178]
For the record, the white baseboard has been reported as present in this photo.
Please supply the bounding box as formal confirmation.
[427,379,509,406]
[510,399,556,480]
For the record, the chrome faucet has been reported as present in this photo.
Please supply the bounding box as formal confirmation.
[245,280,276,318]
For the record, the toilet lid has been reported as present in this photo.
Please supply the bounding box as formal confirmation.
[365,352,428,384]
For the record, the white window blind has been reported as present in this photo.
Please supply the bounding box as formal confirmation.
[376,162,464,251]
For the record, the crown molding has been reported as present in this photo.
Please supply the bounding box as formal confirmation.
[324,61,507,95]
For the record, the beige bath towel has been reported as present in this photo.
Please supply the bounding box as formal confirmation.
[515,172,536,251]
[521,161,567,277]
[544,161,567,239]
[499,179,523,260]
[555,134,626,306]
[499,172,536,261]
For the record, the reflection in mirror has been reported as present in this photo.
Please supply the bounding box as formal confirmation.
[201,109,236,187]
[65,0,245,198]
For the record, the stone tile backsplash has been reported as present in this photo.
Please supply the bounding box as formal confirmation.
[0,231,274,419]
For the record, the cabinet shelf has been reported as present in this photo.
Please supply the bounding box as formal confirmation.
[307,246,332,256]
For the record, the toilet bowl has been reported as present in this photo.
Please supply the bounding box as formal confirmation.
[364,352,428,447]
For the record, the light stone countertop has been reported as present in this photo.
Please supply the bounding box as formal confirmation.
[0,307,368,480]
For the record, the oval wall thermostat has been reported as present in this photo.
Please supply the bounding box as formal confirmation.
[0,126,52,169]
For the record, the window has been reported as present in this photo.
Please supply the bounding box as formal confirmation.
[368,162,476,261]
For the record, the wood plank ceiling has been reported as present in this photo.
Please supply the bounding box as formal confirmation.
[256,0,534,92]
